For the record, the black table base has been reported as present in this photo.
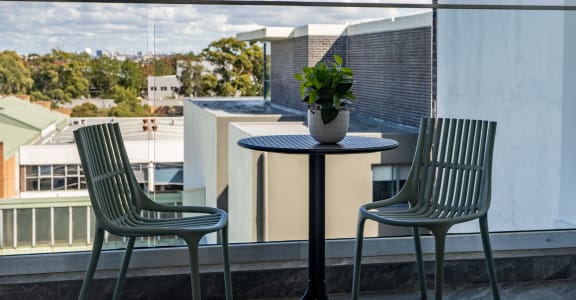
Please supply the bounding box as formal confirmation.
[302,154,329,300]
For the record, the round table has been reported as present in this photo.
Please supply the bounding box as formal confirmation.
[237,135,399,300]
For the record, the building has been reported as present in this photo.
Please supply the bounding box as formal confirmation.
[147,75,181,101]
[0,96,68,198]
[0,107,188,254]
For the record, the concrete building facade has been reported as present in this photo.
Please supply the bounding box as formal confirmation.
[147,75,181,101]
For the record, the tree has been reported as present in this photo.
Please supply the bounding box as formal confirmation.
[177,53,204,97]
[200,37,264,97]
[90,56,122,97]
[108,86,148,117]
[71,102,106,117]
[119,60,145,93]
[0,51,33,95]
[28,49,90,105]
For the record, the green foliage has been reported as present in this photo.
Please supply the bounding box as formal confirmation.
[120,60,145,92]
[176,53,203,97]
[71,102,106,117]
[108,86,148,117]
[28,50,90,105]
[295,54,355,124]
[4,35,264,113]
[0,51,33,95]
[199,37,263,97]
[90,56,122,97]
[30,91,50,101]
[153,57,176,76]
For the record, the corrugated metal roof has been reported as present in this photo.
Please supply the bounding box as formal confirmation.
[0,96,67,130]
[0,122,38,157]
[0,96,68,157]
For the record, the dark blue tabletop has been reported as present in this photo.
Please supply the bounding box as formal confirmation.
[237,135,399,155]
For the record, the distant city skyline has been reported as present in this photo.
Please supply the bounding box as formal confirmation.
[0,1,427,55]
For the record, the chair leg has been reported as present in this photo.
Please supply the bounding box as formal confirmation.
[480,216,501,300]
[413,226,427,299]
[112,236,135,300]
[351,217,367,300]
[221,227,233,300]
[184,238,202,300]
[78,227,105,300]
[432,228,448,300]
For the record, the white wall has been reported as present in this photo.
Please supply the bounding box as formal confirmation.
[183,99,283,208]
[20,141,183,165]
[437,3,574,231]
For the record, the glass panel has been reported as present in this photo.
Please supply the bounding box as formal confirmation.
[66,177,79,190]
[17,209,32,248]
[67,165,78,175]
[39,165,51,177]
[25,166,38,177]
[53,178,65,191]
[35,208,51,246]
[39,178,52,191]
[53,165,65,176]
[72,207,87,244]
[25,179,38,192]
[437,6,576,233]
[2,210,14,248]
[3,0,574,256]
[52,208,69,245]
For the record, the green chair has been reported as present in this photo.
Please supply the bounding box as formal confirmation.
[352,118,500,300]
[75,123,232,300]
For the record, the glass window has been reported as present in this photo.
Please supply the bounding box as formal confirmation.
[39,178,52,191]
[53,165,65,176]
[66,165,78,176]
[39,165,51,177]
[25,179,38,192]
[67,177,79,190]
[25,166,38,177]
[53,178,66,190]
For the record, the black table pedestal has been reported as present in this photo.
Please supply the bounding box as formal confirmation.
[301,154,329,300]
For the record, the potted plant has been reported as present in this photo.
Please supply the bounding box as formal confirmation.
[295,54,355,143]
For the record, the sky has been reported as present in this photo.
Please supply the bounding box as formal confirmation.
[0,1,429,56]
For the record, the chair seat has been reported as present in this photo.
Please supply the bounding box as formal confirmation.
[111,212,227,236]
[362,204,483,227]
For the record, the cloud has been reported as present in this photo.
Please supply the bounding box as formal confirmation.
[0,1,428,55]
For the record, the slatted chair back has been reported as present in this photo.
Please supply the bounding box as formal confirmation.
[405,118,497,217]
[74,122,143,231]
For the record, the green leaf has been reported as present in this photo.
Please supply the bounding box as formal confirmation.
[295,73,303,81]
[334,54,343,65]
[321,108,339,124]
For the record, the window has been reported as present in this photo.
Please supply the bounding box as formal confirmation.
[22,165,85,192]
[372,165,410,201]
[1,2,575,281]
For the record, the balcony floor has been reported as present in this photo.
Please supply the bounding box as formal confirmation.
[267,280,576,300]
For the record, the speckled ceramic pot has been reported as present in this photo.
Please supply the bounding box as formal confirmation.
[307,109,349,144]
